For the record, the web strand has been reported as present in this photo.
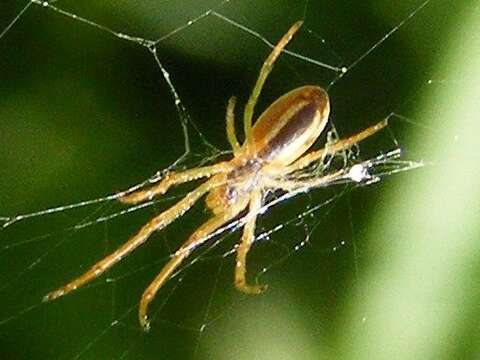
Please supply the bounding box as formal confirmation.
[0,0,435,357]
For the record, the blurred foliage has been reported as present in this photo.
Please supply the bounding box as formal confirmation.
[0,0,479,359]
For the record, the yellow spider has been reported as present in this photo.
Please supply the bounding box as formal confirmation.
[43,21,386,331]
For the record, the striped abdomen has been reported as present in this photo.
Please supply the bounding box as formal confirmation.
[251,85,329,166]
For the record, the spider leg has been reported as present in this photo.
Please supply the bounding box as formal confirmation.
[284,119,388,174]
[43,177,224,303]
[138,201,246,331]
[119,162,232,204]
[243,21,303,149]
[234,190,267,294]
[226,96,241,155]
[265,169,345,193]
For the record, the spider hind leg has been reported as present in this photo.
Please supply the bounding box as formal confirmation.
[226,95,241,154]
[243,21,303,149]
[43,178,221,303]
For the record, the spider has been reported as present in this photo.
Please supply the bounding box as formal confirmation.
[43,21,387,331]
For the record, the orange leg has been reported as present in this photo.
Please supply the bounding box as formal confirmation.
[226,96,241,155]
[119,162,231,204]
[43,177,223,303]
[234,190,266,294]
[265,169,345,192]
[243,21,303,148]
[138,200,247,331]
[284,119,388,174]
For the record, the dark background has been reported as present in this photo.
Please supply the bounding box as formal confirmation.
[1,0,479,359]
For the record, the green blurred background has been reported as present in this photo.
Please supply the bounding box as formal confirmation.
[1,0,479,359]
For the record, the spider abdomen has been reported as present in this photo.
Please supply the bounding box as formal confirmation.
[252,86,330,166]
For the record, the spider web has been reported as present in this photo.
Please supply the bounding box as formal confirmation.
[0,0,462,359]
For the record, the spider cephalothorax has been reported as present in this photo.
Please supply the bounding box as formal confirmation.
[43,21,387,331]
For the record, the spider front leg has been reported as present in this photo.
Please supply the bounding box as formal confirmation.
[284,119,388,174]
[234,190,267,294]
[119,162,232,204]
[43,177,223,303]
[139,200,247,331]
